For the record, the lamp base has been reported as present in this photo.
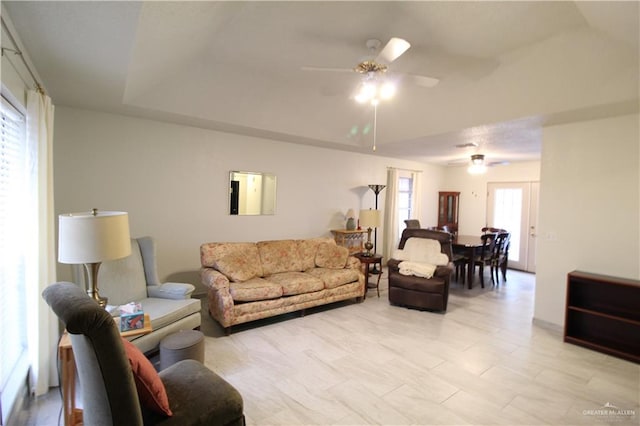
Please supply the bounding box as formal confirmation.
[84,262,109,308]
[363,228,374,257]
[88,293,108,308]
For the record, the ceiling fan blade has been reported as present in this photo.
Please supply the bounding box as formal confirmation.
[301,66,354,73]
[404,73,440,88]
[376,37,410,64]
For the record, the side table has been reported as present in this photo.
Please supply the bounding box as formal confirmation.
[354,253,383,298]
[330,229,367,254]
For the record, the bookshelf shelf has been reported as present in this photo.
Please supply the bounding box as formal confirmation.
[565,271,640,363]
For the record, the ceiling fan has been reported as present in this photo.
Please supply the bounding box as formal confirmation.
[449,150,510,174]
[302,37,440,103]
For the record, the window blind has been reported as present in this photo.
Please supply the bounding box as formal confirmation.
[0,95,29,424]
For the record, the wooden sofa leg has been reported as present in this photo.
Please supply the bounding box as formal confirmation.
[225,327,231,336]
[300,309,306,317]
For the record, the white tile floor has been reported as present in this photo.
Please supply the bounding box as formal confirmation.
[19,269,640,425]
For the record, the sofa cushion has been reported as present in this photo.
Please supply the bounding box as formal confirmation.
[229,278,283,302]
[138,297,201,331]
[257,240,302,275]
[307,268,360,289]
[200,242,263,277]
[266,272,324,296]
[315,243,349,269]
[215,253,260,282]
[296,237,335,270]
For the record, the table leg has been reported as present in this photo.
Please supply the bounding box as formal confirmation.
[362,263,370,300]
[466,247,475,289]
[375,261,382,297]
[59,334,83,426]
[59,342,75,426]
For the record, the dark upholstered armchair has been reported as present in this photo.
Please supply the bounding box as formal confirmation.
[43,282,244,426]
[387,229,454,312]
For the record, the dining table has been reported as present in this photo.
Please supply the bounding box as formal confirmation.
[451,234,484,289]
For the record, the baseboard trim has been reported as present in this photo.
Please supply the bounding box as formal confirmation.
[532,317,563,335]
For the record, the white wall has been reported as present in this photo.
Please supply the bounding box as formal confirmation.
[535,114,640,326]
[441,161,541,235]
[53,106,444,293]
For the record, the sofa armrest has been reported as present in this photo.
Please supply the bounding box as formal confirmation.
[346,255,361,270]
[201,268,230,291]
[387,258,401,271]
[434,264,454,278]
[147,282,195,300]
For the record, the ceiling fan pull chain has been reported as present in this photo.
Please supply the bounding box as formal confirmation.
[373,103,378,152]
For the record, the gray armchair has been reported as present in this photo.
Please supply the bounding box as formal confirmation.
[76,237,201,353]
[43,282,244,426]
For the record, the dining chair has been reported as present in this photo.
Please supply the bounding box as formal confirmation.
[404,219,421,229]
[466,233,497,288]
[482,227,506,234]
[491,232,511,285]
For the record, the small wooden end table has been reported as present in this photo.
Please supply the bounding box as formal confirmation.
[354,253,383,298]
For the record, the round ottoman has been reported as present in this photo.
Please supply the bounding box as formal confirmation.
[159,330,205,370]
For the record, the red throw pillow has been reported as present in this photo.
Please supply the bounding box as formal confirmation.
[121,338,173,417]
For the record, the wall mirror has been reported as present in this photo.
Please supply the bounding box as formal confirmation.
[229,171,277,215]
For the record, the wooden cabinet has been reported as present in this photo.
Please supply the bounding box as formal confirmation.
[438,191,459,233]
[564,271,640,363]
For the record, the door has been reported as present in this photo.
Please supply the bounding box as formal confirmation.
[527,182,539,272]
[486,182,539,272]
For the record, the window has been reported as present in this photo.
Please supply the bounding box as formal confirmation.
[0,95,29,423]
[490,187,523,262]
[397,175,413,237]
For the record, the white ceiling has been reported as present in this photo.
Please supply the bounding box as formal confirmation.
[4,1,639,166]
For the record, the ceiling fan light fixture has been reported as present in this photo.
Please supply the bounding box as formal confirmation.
[468,154,487,174]
[471,154,485,165]
[379,82,396,100]
[354,79,395,105]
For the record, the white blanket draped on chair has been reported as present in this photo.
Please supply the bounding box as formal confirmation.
[393,238,449,279]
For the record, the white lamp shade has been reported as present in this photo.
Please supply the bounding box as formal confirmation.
[58,210,131,264]
[359,209,381,229]
[346,209,355,218]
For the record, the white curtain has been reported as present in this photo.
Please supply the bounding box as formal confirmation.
[382,168,398,263]
[412,171,422,222]
[25,90,57,395]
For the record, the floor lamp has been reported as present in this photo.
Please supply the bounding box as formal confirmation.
[368,184,386,273]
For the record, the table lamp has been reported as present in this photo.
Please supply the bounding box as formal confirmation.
[58,209,131,307]
[359,209,381,256]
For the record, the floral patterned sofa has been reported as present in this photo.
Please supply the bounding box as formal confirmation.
[200,237,365,333]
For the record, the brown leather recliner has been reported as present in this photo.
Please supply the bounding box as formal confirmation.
[387,229,454,312]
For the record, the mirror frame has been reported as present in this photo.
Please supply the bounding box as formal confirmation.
[229,171,277,215]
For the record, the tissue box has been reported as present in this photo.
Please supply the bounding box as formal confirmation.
[120,311,145,332]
